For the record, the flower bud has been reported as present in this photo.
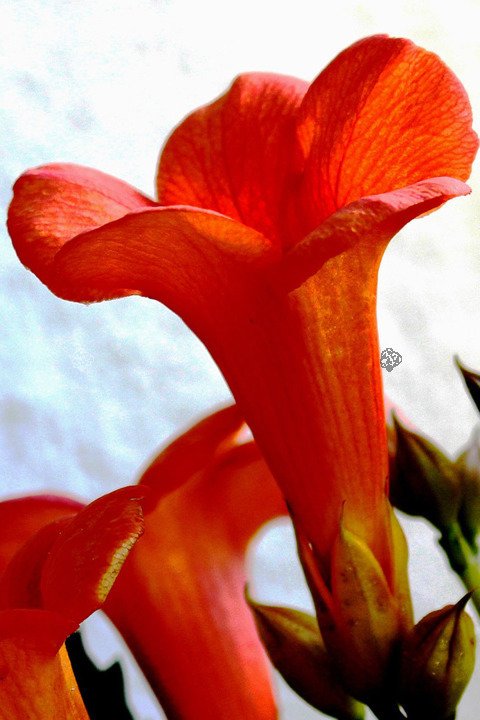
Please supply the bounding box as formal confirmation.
[400,594,476,719]
[247,593,364,720]
[390,416,460,529]
[455,425,480,548]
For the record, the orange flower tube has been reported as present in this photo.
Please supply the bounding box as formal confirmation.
[105,405,286,719]
[7,34,477,655]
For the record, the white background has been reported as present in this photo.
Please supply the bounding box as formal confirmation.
[1,1,480,718]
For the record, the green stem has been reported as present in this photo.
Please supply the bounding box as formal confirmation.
[439,522,480,616]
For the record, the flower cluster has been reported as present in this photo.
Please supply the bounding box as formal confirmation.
[4,34,478,720]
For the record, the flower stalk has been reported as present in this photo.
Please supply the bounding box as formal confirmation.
[439,522,480,615]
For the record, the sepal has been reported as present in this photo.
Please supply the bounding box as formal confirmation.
[390,416,459,530]
[297,519,409,703]
[388,507,413,631]
[400,594,476,719]
[326,523,403,701]
[246,592,364,720]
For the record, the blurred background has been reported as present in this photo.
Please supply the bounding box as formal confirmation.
[1,1,480,717]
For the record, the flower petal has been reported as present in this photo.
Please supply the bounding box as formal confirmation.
[0,518,72,610]
[0,610,88,720]
[139,404,247,501]
[40,487,145,625]
[0,608,75,655]
[106,408,286,719]
[280,177,471,291]
[7,163,156,287]
[156,73,307,244]
[291,35,478,238]
[47,208,276,328]
[0,495,81,579]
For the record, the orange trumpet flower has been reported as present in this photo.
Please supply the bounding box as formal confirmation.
[105,405,285,719]
[0,409,285,719]
[7,34,478,696]
[0,488,144,720]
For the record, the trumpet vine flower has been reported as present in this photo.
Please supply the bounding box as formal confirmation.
[106,405,285,719]
[7,33,478,698]
[0,408,285,719]
[0,488,144,720]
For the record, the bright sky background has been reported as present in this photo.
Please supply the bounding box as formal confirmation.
[1,1,480,718]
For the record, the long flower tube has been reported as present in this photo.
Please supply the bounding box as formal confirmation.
[0,487,145,720]
[7,34,478,700]
[105,405,286,719]
[0,408,286,719]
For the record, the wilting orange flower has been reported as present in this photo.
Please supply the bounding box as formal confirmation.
[7,35,477,614]
[0,409,285,719]
[0,488,144,720]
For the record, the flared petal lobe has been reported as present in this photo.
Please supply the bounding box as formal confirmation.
[7,164,278,307]
[0,495,81,578]
[280,177,470,290]
[290,36,477,239]
[156,73,307,246]
[47,206,276,309]
[106,406,286,720]
[40,486,145,619]
[7,163,156,287]
[0,489,145,720]
[155,35,478,245]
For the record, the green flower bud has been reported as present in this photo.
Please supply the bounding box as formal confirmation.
[400,594,476,719]
[390,416,460,530]
[247,593,364,720]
